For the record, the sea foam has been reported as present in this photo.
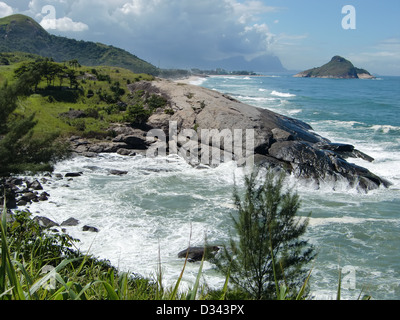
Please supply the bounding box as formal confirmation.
[271,90,296,98]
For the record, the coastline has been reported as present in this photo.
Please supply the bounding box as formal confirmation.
[173,75,209,85]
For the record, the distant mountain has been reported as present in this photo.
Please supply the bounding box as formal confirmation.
[0,14,159,75]
[204,54,287,73]
[294,56,374,79]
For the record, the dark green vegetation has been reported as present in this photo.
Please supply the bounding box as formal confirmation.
[0,14,159,76]
[0,52,156,176]
[216,170,315,300]
[125,89,171,126]
[294,56,374,79]
[0,60,67,176]
[0,208,162,300]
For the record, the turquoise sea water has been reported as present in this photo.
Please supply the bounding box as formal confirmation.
[29,75,400,300]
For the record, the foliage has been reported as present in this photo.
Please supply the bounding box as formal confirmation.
[0,204,158,300]
[0,53,155,151]
[217,169,316,300]
[125,102,152,125]
[14,58,79,92]
[0,77,68,176]
[124,91,168,126]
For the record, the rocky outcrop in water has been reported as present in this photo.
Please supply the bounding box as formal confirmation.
[294,56,375,79]
[69,78,389,192]
[178,246,220,262]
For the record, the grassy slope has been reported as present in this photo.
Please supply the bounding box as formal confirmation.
[0,53,154,139]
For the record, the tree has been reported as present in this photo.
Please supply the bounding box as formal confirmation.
[68,59,81,70]
[217,169,315,300]
[14,59,77,91]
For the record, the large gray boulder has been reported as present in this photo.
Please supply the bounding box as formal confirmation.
[178,246,220,262]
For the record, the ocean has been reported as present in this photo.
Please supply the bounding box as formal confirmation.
[28,74,400,300]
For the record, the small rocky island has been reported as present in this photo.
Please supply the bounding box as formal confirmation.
[294,56,375,79]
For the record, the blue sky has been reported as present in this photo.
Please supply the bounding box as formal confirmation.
[1,0,399,75]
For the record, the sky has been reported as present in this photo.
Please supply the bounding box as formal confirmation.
[0,0,399,75]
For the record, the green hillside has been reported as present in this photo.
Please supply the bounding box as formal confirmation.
[1,52,153,135]
[0,14,159,75]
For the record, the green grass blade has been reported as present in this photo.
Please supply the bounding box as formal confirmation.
[74,282,94,300]
[0,197,26,300]
[296,268,313,300]
[170,227,192,300]
[170,257,187,300]
[12,260,36,299]
[278,285,288,300]
[0,195,7,295]
[186,254,205,300]
[102,281,120,300]
[220,267,231,300]
[337,268,342,301]
[118,272,128,300]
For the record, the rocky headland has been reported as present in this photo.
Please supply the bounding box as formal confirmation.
[294,56,375,79]
[69,77,390,192]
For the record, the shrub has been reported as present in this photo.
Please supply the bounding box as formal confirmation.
[217,169,315,300]
[147,94,167,111]
[124,102,152,125]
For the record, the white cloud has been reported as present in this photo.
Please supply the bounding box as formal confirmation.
[40,16,89,32]
[5,0,285,67]
[348,38,400,75]
[227,0,279,24]
[119,0,161,16]
[0,1,13,17]
[105,0,281,65]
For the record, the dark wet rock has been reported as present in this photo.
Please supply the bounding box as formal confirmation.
[27,180,43,191]
[39,192,49,201]
[109,169,128,176]
[61,217,80,226]
[33,216,59,228]
[112,134,149,150]
[117,148,137,156]
[83,225,99,233]
[20,192,38,202]
[65,172,82,177]
[17,199,28,206]
[177,246,220,262]
[271,128,294,142]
